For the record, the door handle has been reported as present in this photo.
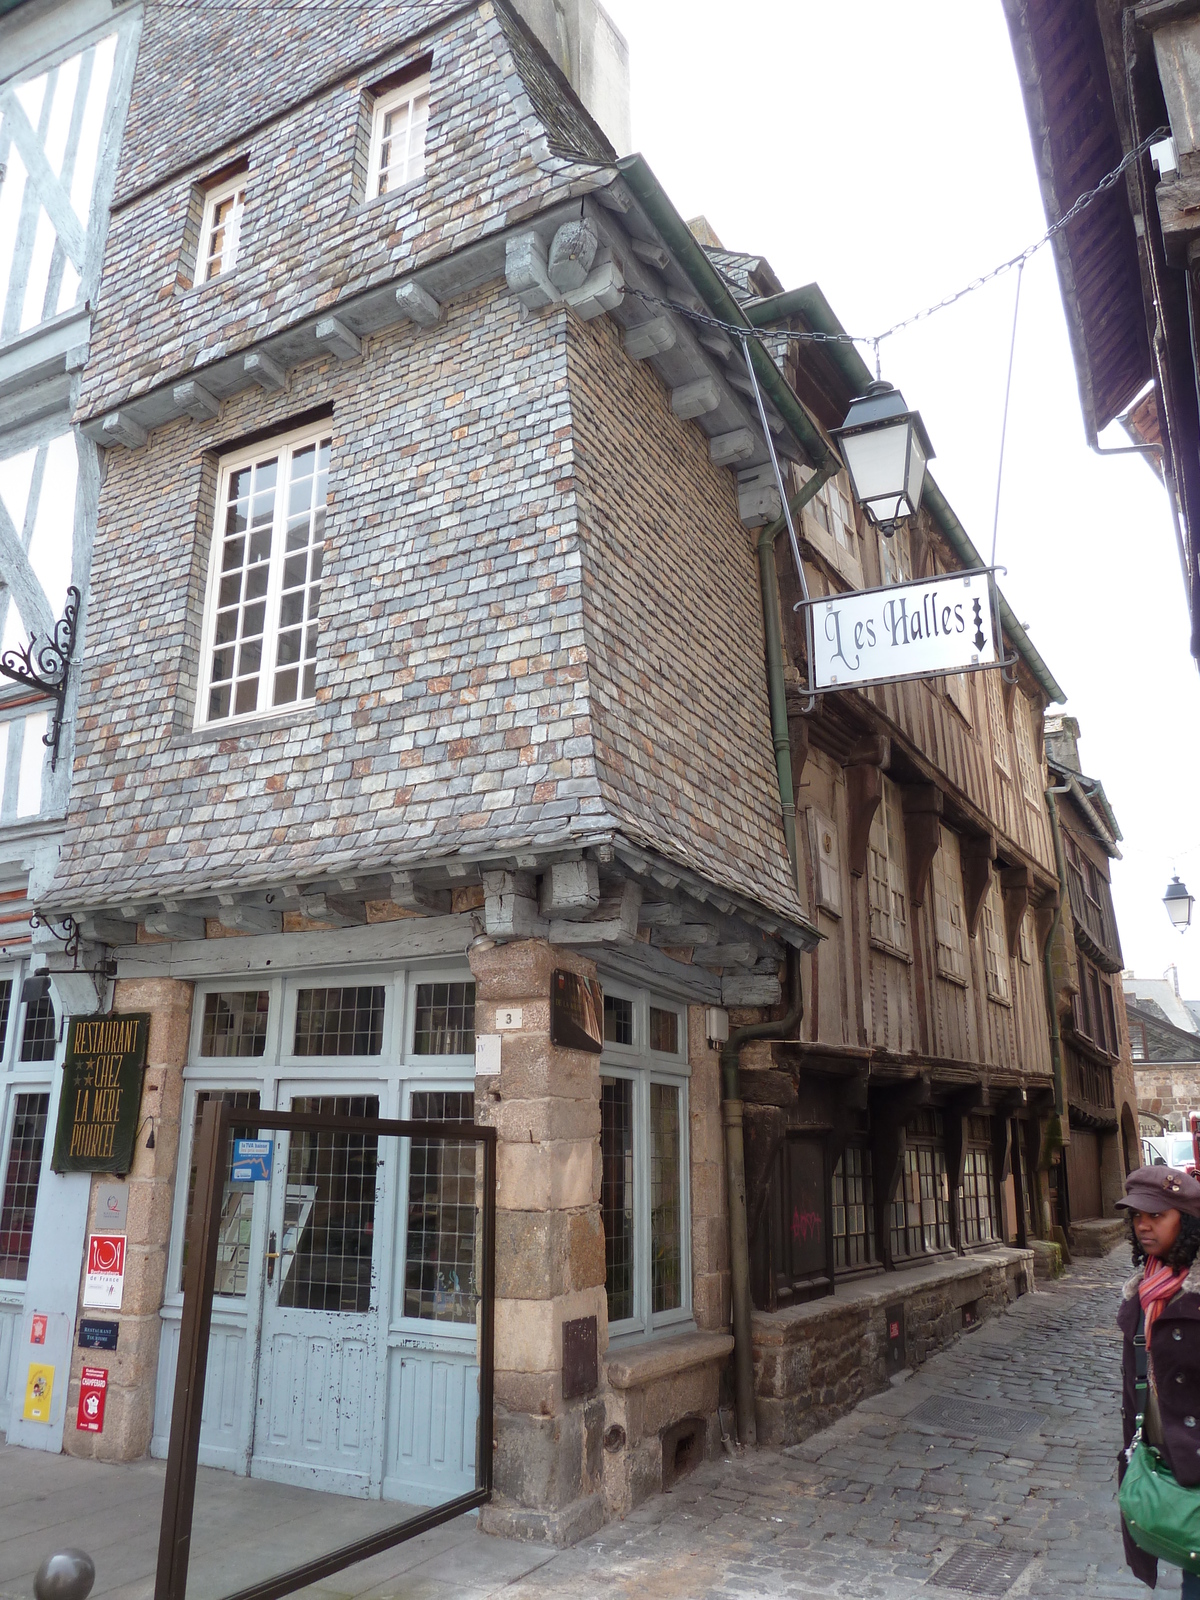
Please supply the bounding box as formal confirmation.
[266,1230,278,1285]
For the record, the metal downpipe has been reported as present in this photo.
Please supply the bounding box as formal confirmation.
[1039,780,1072,1243]
[719,945,804,1447]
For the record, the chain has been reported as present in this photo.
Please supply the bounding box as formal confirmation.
[622,124,1170,359]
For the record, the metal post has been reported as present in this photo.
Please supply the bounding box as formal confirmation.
[478,1128,496,1494]
[155,1096,230,1600]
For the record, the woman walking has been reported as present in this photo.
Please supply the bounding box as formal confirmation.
[1117,1166,1200,1593]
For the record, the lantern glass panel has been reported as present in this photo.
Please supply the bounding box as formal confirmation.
[905,432,928,513]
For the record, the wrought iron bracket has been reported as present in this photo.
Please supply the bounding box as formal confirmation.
[29,911,82,966]
[0,585,81,771]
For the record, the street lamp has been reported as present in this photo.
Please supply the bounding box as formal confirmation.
[1164,875,1195,932]
[831,379,935,537]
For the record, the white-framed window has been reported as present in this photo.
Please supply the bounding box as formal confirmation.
[368,74,430,199]
[806,470,862,584]
[1013,694,1042,805]
[599,983,691,1342]
[879,523,911,587]
[931,827,967,984]
[195,174,245,285]
[197,424,330,726]
[0,960,58,1286]
[868,777,909,955]
[982,878,1011,1003]
[984,670,1010,776]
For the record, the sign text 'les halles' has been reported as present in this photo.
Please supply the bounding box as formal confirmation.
[803,569,998,693]
[51,1012,150,1175]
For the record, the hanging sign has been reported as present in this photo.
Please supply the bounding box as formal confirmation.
[803,569,998,692]
[82,1233,126,1309]
[52,1013,150,1175]
[76,1366,108,1433]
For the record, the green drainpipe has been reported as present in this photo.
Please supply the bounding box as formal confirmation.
[1040,780,1072,1243]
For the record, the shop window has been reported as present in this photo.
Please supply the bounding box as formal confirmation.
[932,828,968,983]
[833,1144,875,1271]
[200,990,269,1057]
[984,671,1010,776]
[962,1119,998,1246]
[890,1111,952,1262]
[368,73,430,198]
[412,982,475,1054]
[180,1089,262,1295]
[294,986,384,1055]
[20,994,56,1061]
[278,1095,379,1313]
[868,777,909,955]
[198,425,330,725]
[0,1092,49,1280]
[403,1089,476,1323]
[982,879,1011,1003]
[600,987,690,1337]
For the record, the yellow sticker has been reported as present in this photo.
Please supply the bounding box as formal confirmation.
[23,1362,54,1423]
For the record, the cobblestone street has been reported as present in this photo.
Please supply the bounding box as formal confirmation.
[504,1244,1142,1600]
[0,1245,1153,1600]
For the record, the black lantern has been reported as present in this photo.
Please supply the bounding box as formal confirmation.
[1164,875,1195,932]
[831,379,935,536]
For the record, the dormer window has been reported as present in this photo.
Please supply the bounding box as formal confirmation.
[196,174,245,284]
[368,74,429,198]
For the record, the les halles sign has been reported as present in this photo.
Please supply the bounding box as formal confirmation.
[52,1013,150,1174]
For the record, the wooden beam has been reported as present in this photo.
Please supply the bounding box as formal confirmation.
[961,833,996,939]
[845,736,890,878]
[1001,864,1034,959]
[902,784,943,908]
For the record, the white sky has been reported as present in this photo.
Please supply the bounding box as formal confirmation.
[599,0,1200,1002]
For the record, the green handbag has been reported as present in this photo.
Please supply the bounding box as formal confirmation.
[1120,1308,1200,1574]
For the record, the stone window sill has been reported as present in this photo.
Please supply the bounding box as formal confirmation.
[607,1329,734,1392]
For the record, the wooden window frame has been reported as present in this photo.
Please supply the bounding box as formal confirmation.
[982,878,1012,1004]
[195,173,246,286]
[367,73,431,200]
[196,422,331,729]
[879,523,911,587]
[1013,694,1042,805]
[932,827,968,984]
[984,670,1010,776]
[868,776,910,957]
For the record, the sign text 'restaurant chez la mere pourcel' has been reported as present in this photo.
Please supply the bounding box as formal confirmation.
[807,569,998,691]
[52,1013,150,1173]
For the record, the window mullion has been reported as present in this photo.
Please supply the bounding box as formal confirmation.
[634,1072,651,1331]
[259,442,291,713]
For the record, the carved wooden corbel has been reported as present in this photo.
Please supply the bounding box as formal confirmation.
[901,784,944,907]
[961,832,996,939]
[1034,887,1061,959]
[786,705,810,795]
[1000,864,1034,959]
[845,736,890,878]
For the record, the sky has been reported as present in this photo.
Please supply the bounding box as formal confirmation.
[598,0,1200,1003]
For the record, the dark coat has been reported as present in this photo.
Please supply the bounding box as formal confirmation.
[1118,1261,1200,1587]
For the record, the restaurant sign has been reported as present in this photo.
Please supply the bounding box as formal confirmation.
[801,568,999,693]
[52,1013,150,1175]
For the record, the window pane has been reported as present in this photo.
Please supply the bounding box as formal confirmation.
[833,1145,874,1271]
[181,1090,262,1294]
[603,994,633,1046]
[412,982,475,1055]
[294,986,384,1055]
[403,1090,477,1322]
[0,1093,49,1279]
[600,1077,634,1322]
[650,1083,682,1314]
[649,1006,678,1054]
[20,995,56,1061]
[279,1095,379,1312]
[0,980,14,1056]
[200,991,269,1057]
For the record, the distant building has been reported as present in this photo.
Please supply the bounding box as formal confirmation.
[1124,973,1200,1133]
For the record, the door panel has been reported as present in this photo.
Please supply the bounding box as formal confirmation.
[251,1092,382,1496]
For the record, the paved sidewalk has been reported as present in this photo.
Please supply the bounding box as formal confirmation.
[1,1246,1144,1600]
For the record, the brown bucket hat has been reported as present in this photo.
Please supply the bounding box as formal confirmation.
[1116,1165,1200,1218]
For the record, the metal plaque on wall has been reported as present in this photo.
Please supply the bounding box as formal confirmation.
[51,1013,150,1175]
[550,970,603,1054]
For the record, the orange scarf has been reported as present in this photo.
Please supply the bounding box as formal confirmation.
[1139,1255,1189,1357]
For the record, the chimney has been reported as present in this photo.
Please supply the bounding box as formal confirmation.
[1043,713,1082,775]
[510,0,632,155]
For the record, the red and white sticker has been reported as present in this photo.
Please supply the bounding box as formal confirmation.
[30,1313,47,1345]
[83,1234,126,1310]
[76,1366,107,1433]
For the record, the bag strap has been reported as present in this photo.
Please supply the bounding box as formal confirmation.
[1134,1304,1149,1432]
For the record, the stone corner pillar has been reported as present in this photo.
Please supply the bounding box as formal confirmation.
[470,938,608,1545]
[63,978,194,1462]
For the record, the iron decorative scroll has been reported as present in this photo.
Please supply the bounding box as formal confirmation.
[0,585,81,771]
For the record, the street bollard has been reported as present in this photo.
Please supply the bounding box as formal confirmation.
[33,1550,95,1600]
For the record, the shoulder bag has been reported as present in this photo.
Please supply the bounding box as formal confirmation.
[1120,1306,1200,1573]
